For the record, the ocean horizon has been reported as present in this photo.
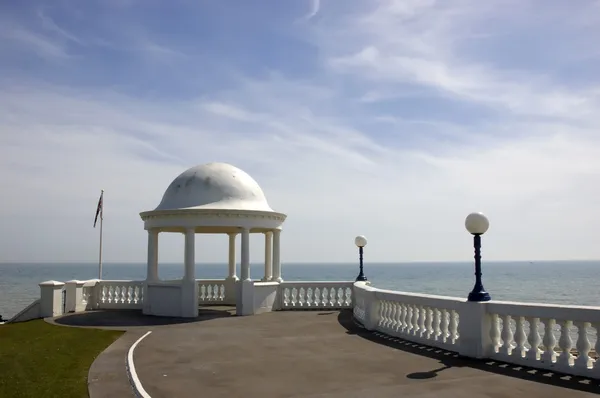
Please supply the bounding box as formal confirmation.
[1,260,598,319]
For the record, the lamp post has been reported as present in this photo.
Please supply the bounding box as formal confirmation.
[354,235,368,282]
[465,212,491,302]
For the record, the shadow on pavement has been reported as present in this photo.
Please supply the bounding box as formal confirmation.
[336,310,600,394]
[54,307,234,328]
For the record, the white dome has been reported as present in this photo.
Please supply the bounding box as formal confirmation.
[155,162,274,212]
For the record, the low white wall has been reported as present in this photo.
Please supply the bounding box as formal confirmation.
[253,282,279,314]
[353,281,600,380]
[7,299,41,323]
[144,283,182,317]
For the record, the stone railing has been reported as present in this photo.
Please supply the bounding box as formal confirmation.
[279,281,354,310]
[354,282,461,351]
[197,279,229,305]
[95,280,145,309]
[486,301,600,377]
[353,282,600,379]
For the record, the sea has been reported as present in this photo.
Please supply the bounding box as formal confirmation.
[1,260,598,319]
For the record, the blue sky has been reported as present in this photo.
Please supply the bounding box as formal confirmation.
[1,0,600,264]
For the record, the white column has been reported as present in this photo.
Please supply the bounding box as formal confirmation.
[146,229,159,281]
[181,228,199,318]
[262,232,273,281]
[240,228,251,281]
[227,233,238,280]
[184,228,195,281]
[272,229,282,282]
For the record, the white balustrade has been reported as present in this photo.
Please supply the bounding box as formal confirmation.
[280,282,354,309]
[487,302,600,378]
[372,288,462,351]
[96,280,144,309]
[354,282,600,379]
[197,280,227,304]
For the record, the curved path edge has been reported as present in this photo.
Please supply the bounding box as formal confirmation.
[88,331,151,398]
[126,331,153,398]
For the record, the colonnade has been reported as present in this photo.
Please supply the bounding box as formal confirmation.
[145,229,283,283]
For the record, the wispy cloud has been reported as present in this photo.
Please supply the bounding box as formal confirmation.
[1,0,600,264]
[0,25,69,58]
[320,0,600,118]
[299,0,321,22]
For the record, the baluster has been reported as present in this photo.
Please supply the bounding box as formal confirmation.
[379,301,387,329]
[108,286,115,303]
[441,310,450,343]
[314,288,321,307]
[388,302,398,331]
[526,317,541,361]
[127,286,133,304]
[419,306,427,338]
[101,286,107,304]
[337,288,344,306]
[411,305,420,336]
[134,286,140,304]
[489,314,500,353]
[432,308,441,341]
[385,301,392,329]
[592,323,600,376]
[404,305,413,335]
[425,307,434,339]
[292,288,299,307]
[329,288,336,306]
[200,285,207,301]
[139,284,144,302]
[395,302,403,331]
[306,288,313,307]
[557,320,574,368]
[322,288,329,307]
[449,310,458,344]
[500,315,514,356]
[377,301,386,328]
[283,288,290,307]
[513,316,528,359]
[220,284,225,300]
[328,287,336,307]
[117,285,123,303]
[345,287,352,307]
[399,304,408,334]
[574,321,592,370]
[542,318,557,364]
[112,286,119,303]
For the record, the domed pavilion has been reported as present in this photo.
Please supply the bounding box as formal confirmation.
[139,162,287,317]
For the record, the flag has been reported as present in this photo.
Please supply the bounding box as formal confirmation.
[94,191,103,228]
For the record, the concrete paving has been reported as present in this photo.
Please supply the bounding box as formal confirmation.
[131,310,600,398]
[52,309,600,397]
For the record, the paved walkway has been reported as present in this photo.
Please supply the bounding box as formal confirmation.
[52,309,600,397]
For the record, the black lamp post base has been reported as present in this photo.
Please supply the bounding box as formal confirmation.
[467,290,491,302]
[355,274,368,282]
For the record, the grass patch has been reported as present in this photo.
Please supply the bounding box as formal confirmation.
[0,320,123,398]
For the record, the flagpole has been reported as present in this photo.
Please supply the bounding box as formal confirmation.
[98,190,104,280]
